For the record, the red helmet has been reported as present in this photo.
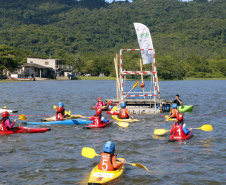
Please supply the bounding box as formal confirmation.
[57,106,63,112]
[177,113,184,122]
[97,97,102,101]
[2,111,9,118]
[108,100,113,105]
[96,108,102,115]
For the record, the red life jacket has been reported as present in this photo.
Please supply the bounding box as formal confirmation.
[98,152,115,171]
[96,102,104,107]
[0,120,8,131]
[55,112,65,121]
[170,109,178,118]
[91,116,102,125]
[119,108,129,119]
[172,123,187,138]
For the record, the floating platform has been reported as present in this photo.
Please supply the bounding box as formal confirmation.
[105,99,172,114]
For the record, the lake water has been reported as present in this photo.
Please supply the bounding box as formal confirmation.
[0,80,225,185]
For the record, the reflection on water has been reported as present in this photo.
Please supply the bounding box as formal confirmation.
[0,80,225,184]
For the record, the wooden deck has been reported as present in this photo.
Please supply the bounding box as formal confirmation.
[105,98,173,114]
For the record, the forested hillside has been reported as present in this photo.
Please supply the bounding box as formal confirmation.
[0,0,225,79]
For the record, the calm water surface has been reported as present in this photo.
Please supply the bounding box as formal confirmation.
[0,80,225,185]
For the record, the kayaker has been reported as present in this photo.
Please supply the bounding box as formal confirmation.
[95,97,106,109]
[173,94,183,106]
[89,108,109,126]
[169,103,179,118]
[0,111,17,131]
[170,113,192,137]
[98,141,124,171]
[108,100,114,110]
[118,102,133,119]
[55,102,65,121]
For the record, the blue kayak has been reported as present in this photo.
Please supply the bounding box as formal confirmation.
[23,119,93,125]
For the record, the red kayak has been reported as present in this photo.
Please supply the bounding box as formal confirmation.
[106,111,119,115]
[169,131,193,142]
[0,126,51,135]
[83,121,112,129]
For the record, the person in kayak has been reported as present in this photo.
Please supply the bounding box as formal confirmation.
[0,111,17,131]
[55,102,66,121]
[170,113,192,137]
[108,100,114,110]
[98,141,124,171]
[89,108,109,126]
[169,103,179,118]
[118,102,133,119]
[173,94,183,106]
[95,97,106,109]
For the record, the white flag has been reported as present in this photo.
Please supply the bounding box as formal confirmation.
[134,23,154,64]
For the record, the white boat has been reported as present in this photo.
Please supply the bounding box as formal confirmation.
[0,108,18,113]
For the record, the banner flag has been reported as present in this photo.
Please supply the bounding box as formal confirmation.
[134,23,154,64]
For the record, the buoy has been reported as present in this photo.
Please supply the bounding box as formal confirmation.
[53,105,57,109]
[3,106,7,109]
[140,83,145,88]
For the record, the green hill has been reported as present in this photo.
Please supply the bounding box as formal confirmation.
[0,0,225,79]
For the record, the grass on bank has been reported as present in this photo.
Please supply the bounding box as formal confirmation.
[78,76,116,80]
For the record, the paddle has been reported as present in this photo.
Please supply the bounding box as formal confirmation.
[154,124,213,136]
[115,122,129,128]
[18,114,27,120]
[192,124,213,131]
[154,129,169,136]
[112,81,139,111]
[81,147,151,173]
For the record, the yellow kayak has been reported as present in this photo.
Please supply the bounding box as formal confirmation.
[112,115,139,122]
[41,115,89,122]
[165,115,177,121]
[88,158,126,185]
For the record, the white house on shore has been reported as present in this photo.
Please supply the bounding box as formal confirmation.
[8,57,76,80]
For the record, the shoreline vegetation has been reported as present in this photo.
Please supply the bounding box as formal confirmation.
[0,77,225,83]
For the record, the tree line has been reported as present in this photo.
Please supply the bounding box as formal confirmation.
[0,0,225,79]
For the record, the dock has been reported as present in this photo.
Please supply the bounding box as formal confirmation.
[105,99,172,114]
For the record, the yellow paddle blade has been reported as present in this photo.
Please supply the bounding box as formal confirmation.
[132,81,139,89]
[154,129,169,136]
[116,122,129,128]
[132,163,151,173]
[53,105,57,109]
[68,110,71,116]
[81,147,99,159]
[198,124,213,131]
[18,114,27,120]
[111,106,118,111]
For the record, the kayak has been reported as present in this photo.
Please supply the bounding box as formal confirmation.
[178,105,193,112]
[169,131,193,142]
[88,158,126,184]
[41,115,89,122]
[106,111,119,115]
[0,108,18,113]
[23,119,93,125]
[112,115,139,122]
[165,115,177,121]
[0,126,51,135]
[83,121,112,129]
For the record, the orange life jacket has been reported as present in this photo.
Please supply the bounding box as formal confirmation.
[170,108,178,118]
[98,152,115,171]
[119,108,129,119]
[0,120,8,131]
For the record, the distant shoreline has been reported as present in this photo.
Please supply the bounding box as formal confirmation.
[0,77,225,83]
